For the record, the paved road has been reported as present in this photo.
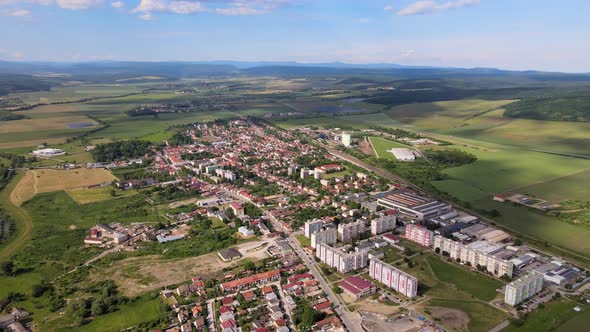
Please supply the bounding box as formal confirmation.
[283,233,364,332]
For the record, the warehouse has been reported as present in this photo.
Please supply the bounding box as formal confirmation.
[377,190,452,220]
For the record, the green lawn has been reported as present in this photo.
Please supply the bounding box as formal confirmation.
[67,187,138,204]
[295,234,311,247]
[210,217,227,230]
[427,255,503,301]
[503,298,587,332]
[369,136,413,160]
[377,246,403,264]
[424,298,509,332]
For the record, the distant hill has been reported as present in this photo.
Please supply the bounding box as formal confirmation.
[0,73,54,96]
[504,91,590,122]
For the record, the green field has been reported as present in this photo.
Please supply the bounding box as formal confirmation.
[67,187,138,204]
[426,255,503,302]
[295,234,311,247]
[424,298,508,332]
[369,136,413,160]
[271,112,403,129]
[503,298,588,332]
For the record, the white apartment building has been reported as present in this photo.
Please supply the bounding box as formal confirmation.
[311,227,337,248]
[338,220,366,242]
[304,219,323,238]
[369,258,418,298]
[341,133,352,147]
[433,236,514,278]
[505,271,543,306]
[316,243,369,273]
[370,215,397,235]
[405,224,434,247]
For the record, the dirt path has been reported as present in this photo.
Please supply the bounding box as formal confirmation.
[0,173,33,261]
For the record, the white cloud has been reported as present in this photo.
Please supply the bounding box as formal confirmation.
[111,1,123,8]
[384,5,394,11]
[216,0,293,16]
[356,17,371,24]
[397,0,480,16]
[56,0,105,10]
[7,9,31,16]
[133,0,205,19]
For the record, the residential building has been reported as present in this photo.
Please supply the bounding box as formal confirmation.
[370,215,397,235]
[505,271,543,306]
[405,224,434,247]
[316,243,369,273]
[342,133,351,147]
[220,270,280,291]
[377,190,452,220]
[311,227,337,248]
[337,220,365,242]
[433,236,514,277]
[304,219,323,238]
[369,258,418,298]
[339,276,377,300]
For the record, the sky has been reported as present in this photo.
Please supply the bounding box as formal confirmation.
[1,0,589,72]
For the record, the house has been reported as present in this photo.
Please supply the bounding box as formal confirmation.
[220,270,280,291]
[230,202,245,216]
[218,248,243,262]
[238,226,255,237]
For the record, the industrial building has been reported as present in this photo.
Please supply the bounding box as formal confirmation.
[505,271,543,306]
[377,190,452,220]
[369,258,418,298]
[388,148,416,161]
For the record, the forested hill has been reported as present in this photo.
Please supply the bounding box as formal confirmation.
[0,73,53,96]
[504,91,590,122]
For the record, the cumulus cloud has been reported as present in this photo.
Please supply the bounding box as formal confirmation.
[384,5,394,11]
[133,0,205,19]
[397,0,480,16]
[56,0,105,10]
[7,9,31,16]
[216,0,293,16]
[111,1,123,8]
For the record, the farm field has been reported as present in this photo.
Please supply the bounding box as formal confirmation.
[9,84,146,104]
[369,136,413,160]
[511,168,590,202]
[66,186,138,204]
[385,99,590,156]
[271,112,403,129]
[10,168,117,206]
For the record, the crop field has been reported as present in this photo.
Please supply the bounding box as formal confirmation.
[385,99,590,156]
[385,99,514,130]
[369,136,413,160]
[66,187,138,204]
[511,168,590,202]
[10,84,146,104]
[272,112,402,129]
[10,168,117,206]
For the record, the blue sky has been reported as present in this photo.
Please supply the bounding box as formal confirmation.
[1,0,589,72]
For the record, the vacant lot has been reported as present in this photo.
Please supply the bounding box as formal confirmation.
[10,168,116,205]
[503,298,587,332]
[93,240,269,296]
[428,306,469,332]
[67,186,137,204]
[370,137,413,160]
[423,299,508,332]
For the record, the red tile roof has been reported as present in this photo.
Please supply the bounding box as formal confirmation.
[221,270,280,290]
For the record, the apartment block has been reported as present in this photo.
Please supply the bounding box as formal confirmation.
[369,258,418,298]
[505,271,543,306]
[405,224,434,247]
[433,236,514,278]
[316,243,369,274]
[304,219,323,238]
[338,220,366,242]
[370,215,397,235]
[311,227,337,248]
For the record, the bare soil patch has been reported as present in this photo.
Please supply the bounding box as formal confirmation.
[428,306,469,332]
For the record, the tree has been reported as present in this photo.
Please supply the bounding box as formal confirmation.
[243,261,256,271]
[32,283,49,297]
[332,285,343,294]
[110,189,117,197]
[1,261,14,276]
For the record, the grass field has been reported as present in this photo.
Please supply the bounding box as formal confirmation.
[295,234,311,247]
[426,255,502,302]
[66,187,138,204]
[503,298,587,332]
[10,168,117,206]
[272,112,403,129]
[369,136,414,160]
[423,298,508,332]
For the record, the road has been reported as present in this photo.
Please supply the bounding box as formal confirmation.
[280,229,364,332]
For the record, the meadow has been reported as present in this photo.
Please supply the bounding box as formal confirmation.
[503,298,588,332]
[369,136,413,160]
[67,186,138,205]
[423,298,508,332]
